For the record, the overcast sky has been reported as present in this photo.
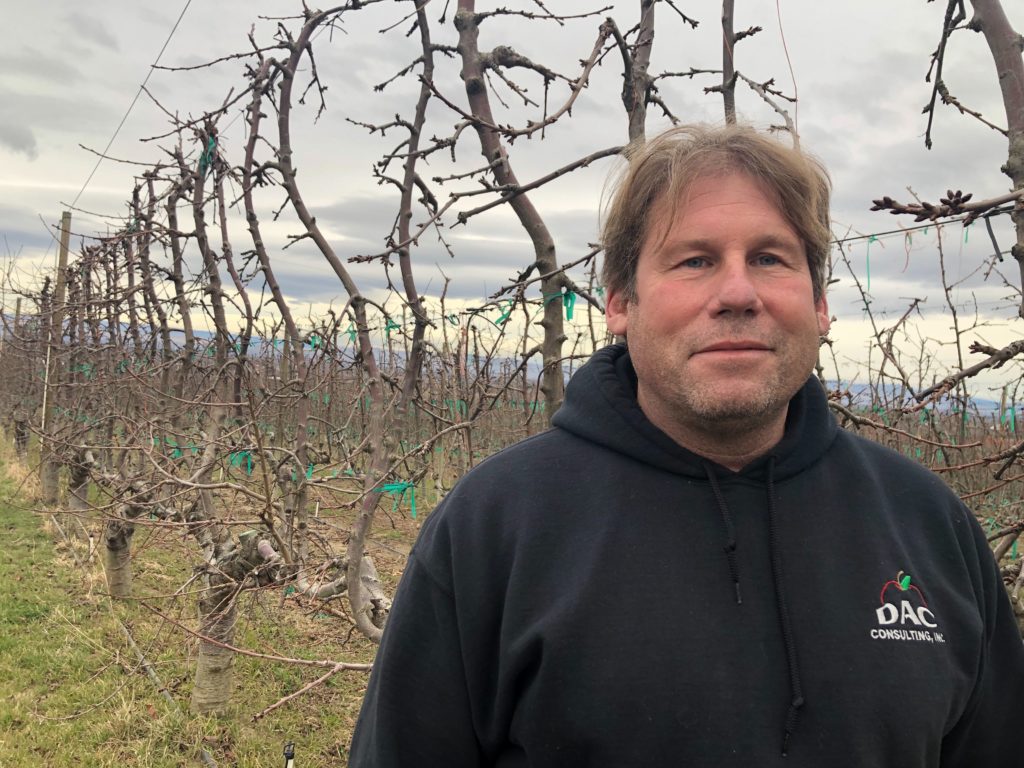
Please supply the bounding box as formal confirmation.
[1,0,1021,397]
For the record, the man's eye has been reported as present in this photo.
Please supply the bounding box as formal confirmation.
[755,253,781,266]
[679,257,707,269]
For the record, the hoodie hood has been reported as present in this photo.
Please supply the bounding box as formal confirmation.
[552,343,838,482]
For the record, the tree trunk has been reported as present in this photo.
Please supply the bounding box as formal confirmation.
[67,456,89,541]
[722,0,737,124]
[104,519,134,598]
[39,448,60,505]
[14,419,28,458]
[190,579,238,714]
[455,2,567,421]
[969,0,1024,315]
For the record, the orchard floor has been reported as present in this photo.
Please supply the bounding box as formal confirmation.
[0,461,419,767]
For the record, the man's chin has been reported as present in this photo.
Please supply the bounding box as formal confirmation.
[685,393,789,431]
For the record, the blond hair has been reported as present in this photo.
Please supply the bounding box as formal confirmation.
[601,124,831,301]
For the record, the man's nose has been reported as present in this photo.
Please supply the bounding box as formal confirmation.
[711,260,762,316]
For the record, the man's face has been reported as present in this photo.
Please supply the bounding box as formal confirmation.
[605,172,830,435]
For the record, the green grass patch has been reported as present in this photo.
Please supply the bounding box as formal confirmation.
[0,466,388,767]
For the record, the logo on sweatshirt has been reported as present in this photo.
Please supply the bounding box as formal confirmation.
[870,571,945,644]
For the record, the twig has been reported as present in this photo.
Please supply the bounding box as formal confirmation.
[827,401,980,449]
[911,340,1024,407]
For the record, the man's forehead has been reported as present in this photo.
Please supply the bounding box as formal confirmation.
[644,171,796,239]
[661,170,781,212]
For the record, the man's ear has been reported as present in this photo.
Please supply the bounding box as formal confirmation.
[815,293,830,336]
[605,288,629,337]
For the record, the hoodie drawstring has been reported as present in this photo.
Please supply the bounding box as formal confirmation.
[704,462,742,605]
[767,456,805,757]
[703,457,806,757]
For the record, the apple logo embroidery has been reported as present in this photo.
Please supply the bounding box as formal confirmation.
[871,571,945,643]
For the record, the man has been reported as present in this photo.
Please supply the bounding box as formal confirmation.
[349,125,1024,766]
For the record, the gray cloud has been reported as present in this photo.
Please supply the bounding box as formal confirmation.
[0,49,82,85]
[0,86,120,137]
[66,12,121,52]
[0,124,39,160]
[2,0,1019,390]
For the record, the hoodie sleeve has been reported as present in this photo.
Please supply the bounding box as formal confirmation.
[939,510,1024,767]
[347,552,484,767]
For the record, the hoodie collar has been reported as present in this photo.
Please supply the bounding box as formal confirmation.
[552,343,837,482]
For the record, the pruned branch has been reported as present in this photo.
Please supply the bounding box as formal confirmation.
[871,187,1022,224]
[911,339,1024,407]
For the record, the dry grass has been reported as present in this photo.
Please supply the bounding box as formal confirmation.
[0,438,418,767]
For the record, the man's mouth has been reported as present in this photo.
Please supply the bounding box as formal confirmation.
[694,341,772,355]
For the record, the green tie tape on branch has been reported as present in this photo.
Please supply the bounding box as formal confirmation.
[72,362,95,379]
[229,450,254,475]
[165,437,183,459]
[543,290,576,320]
[378,481,417,519]
[444,398,468,416]
[289,463,316,482]
[447,314,460,326]
[871,404,890,426]
[346,325,357,343]
[865,235,878,291]
[385,319,401,336]
[494,300,514,327]
[595,286,605,298]
[307,334,320,349]
[198,135,217,178]
[1002,408,1016,431]
[964,223,971,243]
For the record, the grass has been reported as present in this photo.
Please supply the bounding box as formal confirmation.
[0,455,397,767]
